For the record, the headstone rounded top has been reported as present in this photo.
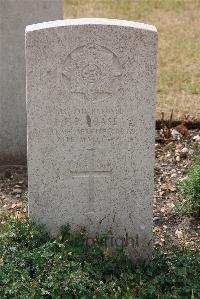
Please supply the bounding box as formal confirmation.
[26,18,157,33]
[26,14,157,260]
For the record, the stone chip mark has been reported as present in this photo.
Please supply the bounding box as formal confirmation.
[86,114,91,127]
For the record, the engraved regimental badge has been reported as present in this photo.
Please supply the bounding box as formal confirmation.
[62,44,122,102]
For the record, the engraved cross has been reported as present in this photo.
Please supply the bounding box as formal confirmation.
[70,148,112,212]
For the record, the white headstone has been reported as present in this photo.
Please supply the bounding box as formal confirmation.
[26,19,157,260]
[0,0,63,163]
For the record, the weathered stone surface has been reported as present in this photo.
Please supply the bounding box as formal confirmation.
[0,0,63,163]
[26,19,157,260]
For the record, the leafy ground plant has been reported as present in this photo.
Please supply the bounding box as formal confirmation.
[179,153,200,217]
[0,220,200,298]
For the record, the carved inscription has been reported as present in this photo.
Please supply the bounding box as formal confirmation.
[62,45,122,213]
[62,44,122,101]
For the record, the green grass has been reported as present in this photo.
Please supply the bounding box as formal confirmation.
[1,219,200,298]
[179,153,200,216]
[63,0,200,120]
